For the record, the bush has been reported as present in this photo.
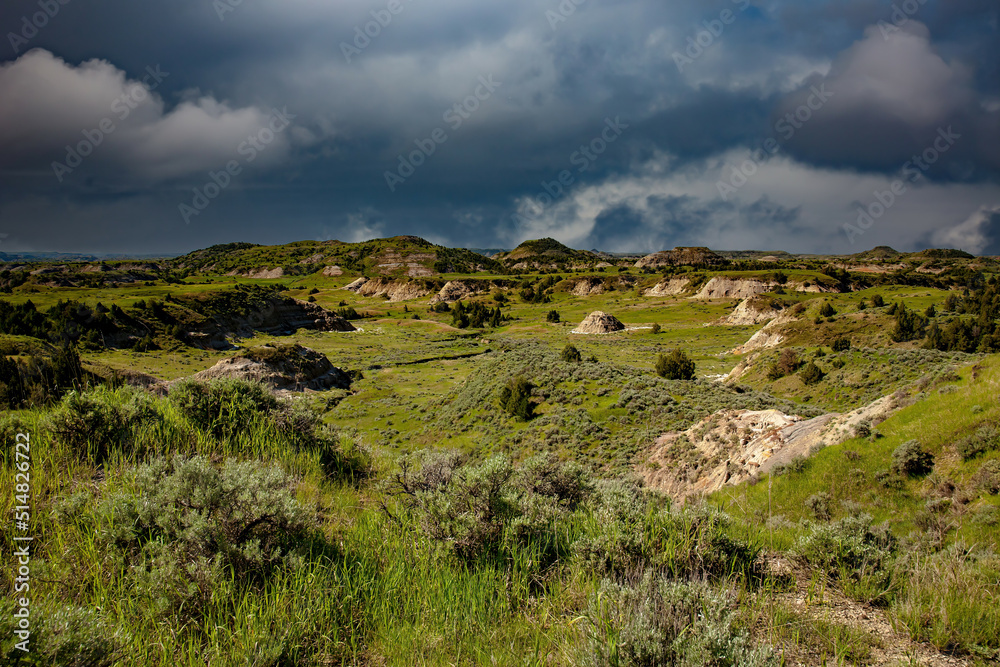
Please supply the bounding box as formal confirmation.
[819,302,836,317]
[974,460,1000,495]
[831,337,851,352]
[956,424,999,461]
[651,323,661,334]
[384,452,590,564]
[891,439,934,477]
[799,361,824,385]
[561,343,582,363]
[0,602,123,666]
[574,484,759,581]
[871,294,885,307]
[95,455,313,619]
[581,573,778,667]
[795,514,897,604]
[805,492,832,521]
[168,378,277,440]
[48,386,161,462]
[546,310,560,323]
[498,375,535,420]
[656,348,695,380]
[767,348,800,380]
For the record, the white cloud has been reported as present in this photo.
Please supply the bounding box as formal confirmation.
[931,204,1000,255]
[0,49,290,181]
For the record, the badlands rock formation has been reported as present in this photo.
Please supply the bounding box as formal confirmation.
[574,311,626,334]
[639,395,897,502]
[187,344,353,392]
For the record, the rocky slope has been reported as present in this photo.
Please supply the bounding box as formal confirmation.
[721,296,787,325]
[639,394,898,502]
[573,311,626,334]
[643,278,691,296]
[634,247,725,269]
[343,277,435,301]
[187,344,352,392]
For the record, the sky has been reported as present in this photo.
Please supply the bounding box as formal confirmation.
[0,0,998,256]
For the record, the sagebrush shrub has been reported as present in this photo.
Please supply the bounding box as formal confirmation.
[385,452,590,565]
[0,601,122,667]
[975,460,1000,495]
[581,573,778,667]
[168,378,277,440]
[891,439,934,476]
[795,514,896,604]
[48,386,160,462]
[805,492,832,521]
[95,456,313,619]
[956,424,999,461]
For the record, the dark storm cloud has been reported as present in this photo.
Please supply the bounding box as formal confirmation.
[0,0,997,254]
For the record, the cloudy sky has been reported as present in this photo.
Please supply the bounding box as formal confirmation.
[0,0,998,255]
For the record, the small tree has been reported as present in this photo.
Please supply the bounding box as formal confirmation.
[561,344,582,363]
[819,302,836,317]
[656,348,695,380]
[650,323,661,334]
[546,310,560,323]
[800,361,824,385]
[831,337,851,352]
[499,376,534,421]
[871,294,885,307]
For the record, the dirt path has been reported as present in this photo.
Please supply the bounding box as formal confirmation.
[764,556,969,666]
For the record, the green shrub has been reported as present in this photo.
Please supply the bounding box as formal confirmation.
[562,343,582,363]
[574,483,759,581]
[581,573,778,667]
[498,375,535,420]
[656,348,695,380]
[831,337,850,352]
[974,460,1000,495]
[799,361,824,386]
[651,323,661,334]
[0,602,123,667]
[805,492,832,521]
[385,452,589,564]
[795,514,896,605]
[48,386,161,462]
[168,378,277,440]
[95,456,313,619]
[819,302,836,317]
[891,439,934,477]
[546,310,560,323]
[956,424,999,461]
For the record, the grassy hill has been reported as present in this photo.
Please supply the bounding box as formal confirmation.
[172,236,504,277]
[495,237,599,268]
